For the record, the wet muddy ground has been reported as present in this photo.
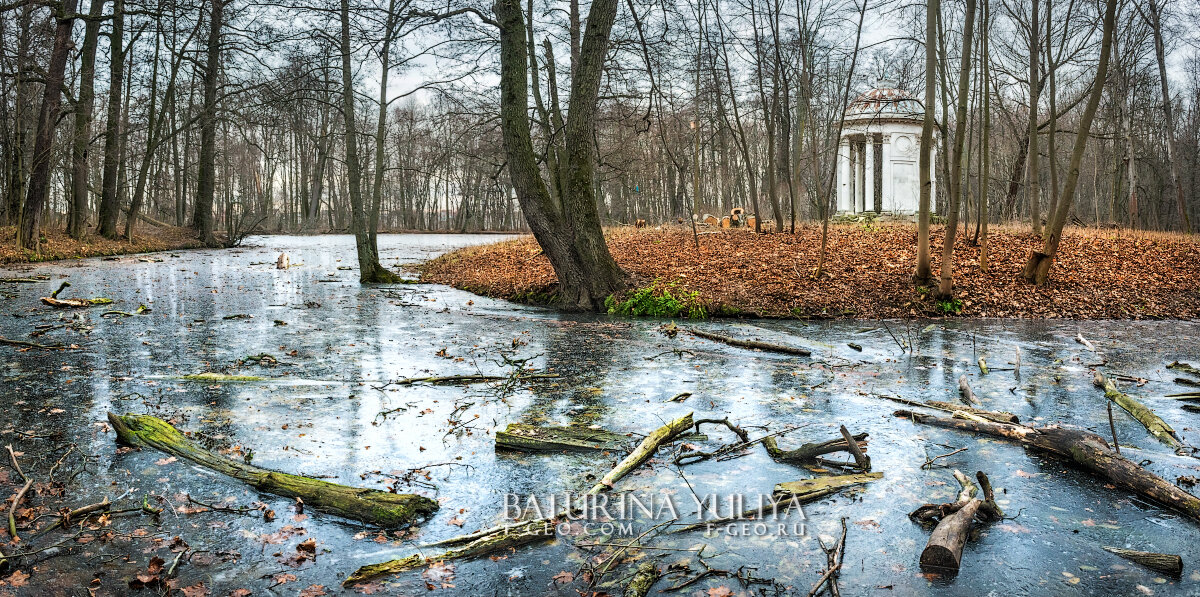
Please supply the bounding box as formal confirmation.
[0,234,1198,596]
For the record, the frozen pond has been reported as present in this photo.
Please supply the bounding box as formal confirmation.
[0,233,1198,595]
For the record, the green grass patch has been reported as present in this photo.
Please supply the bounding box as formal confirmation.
[606,279,707,319]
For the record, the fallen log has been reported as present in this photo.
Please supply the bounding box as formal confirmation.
[0,337,71,350]
[685,328,811,357]
[624,562,660,597]
[927,401,1017,424]
[892,410,1200,523]
[588,413,694,495]
[181,372,264,382]
[40,297,113,308]
[920,496,981,571]
[1093,371,1184,451]
[958,375,980,406]
[1176,377,1200,388]
[344,517,555,585]
[762,432,868,464]
[1102,546,1183,576]
[495,424,629,453]
[393,373,558,386]
[671,472,882,534]
[914,470,1003,572]
[108,413,437,527]
[1168,361,1200,378]
[863,392,1018,424]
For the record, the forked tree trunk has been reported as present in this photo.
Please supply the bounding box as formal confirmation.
[339,0,397,283]
[1023,0,1117,284]
[494,0,625,310]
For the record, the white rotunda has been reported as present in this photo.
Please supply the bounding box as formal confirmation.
[837,82,934,215]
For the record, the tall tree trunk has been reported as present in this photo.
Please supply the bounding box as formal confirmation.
[193,0,224,246]
[1025,0,1042,236]
[1144,0,1191,233]
[494,0,625,310]
[914,0,937,286]
[70,0,107,239]
[979,0,990,271]
[126,29,163,239]
[1022,0,1118,284]
[18,0,79,249]
[98,0,125,239]
[340,0,396,282]
[935,0,976,298]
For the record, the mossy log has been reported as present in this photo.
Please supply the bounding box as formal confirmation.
[588,413,694,495]
[762,432,867,463]
[893,410,1200,523]
[624,562,660,597]
[672,472,881,533]
[344,517,556,585]
[1093,371,1184,451]
[1175,377,1200,388]
[1102,546,1183,576]
[108,413,437,527]
[495,424,630,452]
[1169,361,1200,378]
[685,328,811,356]
[773,472,883,500]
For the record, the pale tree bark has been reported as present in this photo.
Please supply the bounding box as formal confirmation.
[494,0,625,310]
[1022,0,1118,284]
[935,0,976,298]
[914,0,937,286]
[18,0,78,249]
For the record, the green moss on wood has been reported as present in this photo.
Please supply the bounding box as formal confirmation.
[108,413,437,527]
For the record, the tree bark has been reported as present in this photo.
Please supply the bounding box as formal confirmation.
[935,0,976,298]
[18,0,79,249]
[914,0,937,286]
[97,0,126,239]
[339,0,397,283]
[1022,0,1118,284]
[494,0,625,310]
[1144,0,1191,233]
[69,0,107,240]
[193,0,224,246]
